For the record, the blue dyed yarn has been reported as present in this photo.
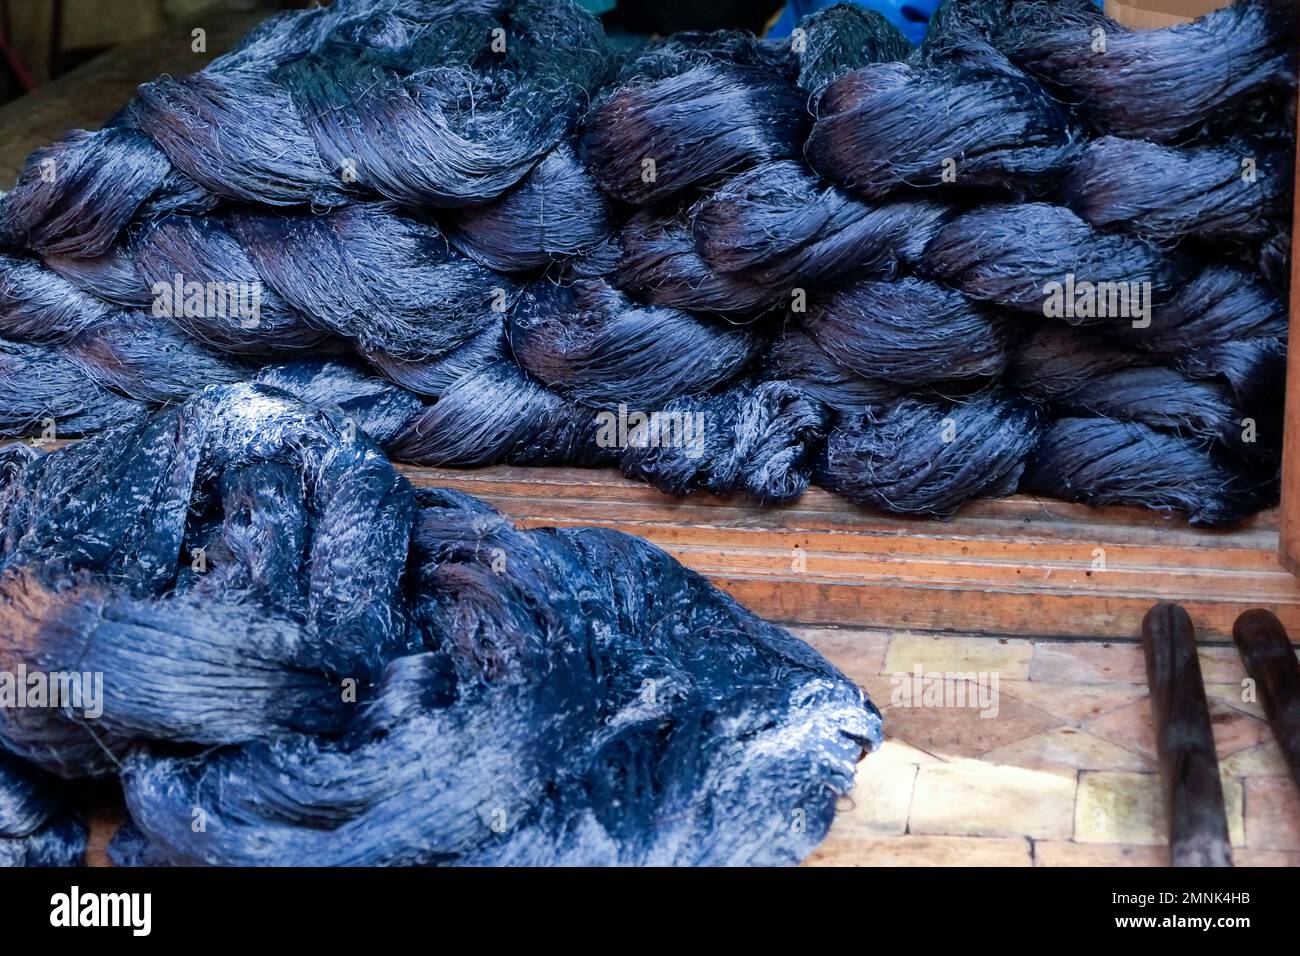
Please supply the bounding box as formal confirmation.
[0,0,1290,530]
[0,387,880,865]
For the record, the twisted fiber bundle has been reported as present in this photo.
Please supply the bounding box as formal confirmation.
[805,48,1076,200]
[0,0,613,259]
[802,277,1009,385]
[816,393,1042,518]
[0,749,86,866]
[509,279,760,406]
[0,0,1293,527]
[921,202,1191,314]
[1061,136,1292,245]
[0,386,880,866]
[945,0,1297,142]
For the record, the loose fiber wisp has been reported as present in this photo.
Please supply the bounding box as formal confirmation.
[0,0,1292,531]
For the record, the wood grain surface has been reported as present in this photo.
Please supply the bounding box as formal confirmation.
[402,464,1300,640]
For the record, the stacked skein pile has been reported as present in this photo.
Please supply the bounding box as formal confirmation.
[0,0,1294,525]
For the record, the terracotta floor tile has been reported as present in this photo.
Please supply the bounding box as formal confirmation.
[983,726,1151,772]
[1234,849,1300,867]
[856,674,899,721]
[865,736,942,768]
[884,634,1033,681]
[1197,645,1249,684]
[1086,697,1265,765]
[1205,681,1265,720]
[1244,777,1300,851]
[1085,699,1156,762]
[791,627,891,685]
[1033,841,1167,867]
[1207,703,1270,758]
[910,759,1075,839]
[795,632,1299,864]
[804,834,1032,867]
[1030,641,1146,684]
[879,680,1061,760]
[826,762,917,839]
[999,680,1146,724]
[1219,741,1292,779]
[1075,772,1162,846]
[1074,771,1245,847]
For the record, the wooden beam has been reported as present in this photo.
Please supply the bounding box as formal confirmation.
[1141,603,1233,867]
[1276,67,1300,576]
[400,464,1300,638]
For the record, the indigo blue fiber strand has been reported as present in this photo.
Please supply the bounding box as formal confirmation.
[0,0,1292,534]
[0,387,881,865]
[0,748,88,867]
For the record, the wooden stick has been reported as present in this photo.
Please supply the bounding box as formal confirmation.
[1141,603,1233,867]
[1232,609,1300,792]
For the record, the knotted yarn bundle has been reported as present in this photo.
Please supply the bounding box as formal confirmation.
[0,384,880,865]
[0,0,1293,526]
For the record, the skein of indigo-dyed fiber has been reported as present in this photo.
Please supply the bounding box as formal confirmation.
[1024,417,1273,527]
[362,318,510,398]
[43,244,158,309]
[767,328,904,414]
[689,160,950,289]
[582,34,808,205]
[250,360,426,447]
[132,214,331,356]
[66,314,251,405]
[990,0,1297,143]
[387,360,612,469]
[618,380,831,504]
[1259,227,1292,292]
[1038,367,1244,446]
[508,279,760,408]
[0,338,148,437]
[230,203,512,361]
[0,747,86,866]
[787,3,912,97]
[921,203,1187,315]
[0,385,880,866]
[0,127,215,259]
[149,0,612,209]
[1118,264,1287,351]
[616,211,779,314]
[1108,265,1288,417]
[0,0,615,261]
[0,253,122,344]
[1011,324,1268,456]
[805,44,1075,201]
[1009,323,1143,402]
[1061,136,1289,244]
[445,143,621,273]
[801,277,1009,385]
[816,392,1041,518]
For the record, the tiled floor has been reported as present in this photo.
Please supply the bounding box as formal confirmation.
[796,627,1300,867]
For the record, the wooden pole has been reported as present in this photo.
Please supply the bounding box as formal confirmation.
[1141,603,1233,866]
[1232,609,1300,791]
[1276,36,1300,575]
